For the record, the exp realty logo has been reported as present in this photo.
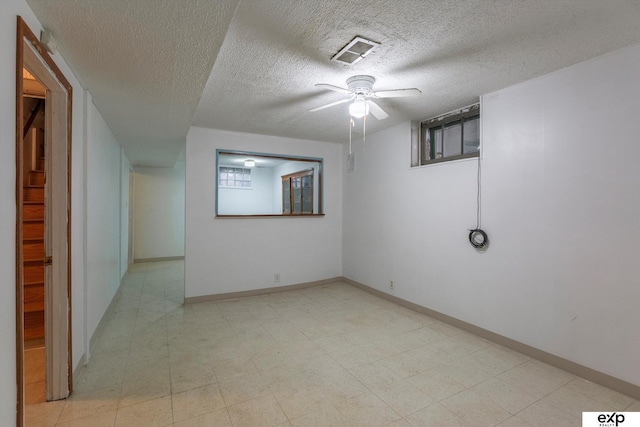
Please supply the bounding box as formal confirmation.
[583,412,640,427]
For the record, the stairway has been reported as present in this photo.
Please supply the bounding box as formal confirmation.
[23,168,45,342]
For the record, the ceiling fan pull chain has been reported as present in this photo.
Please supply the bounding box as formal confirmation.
[349,117,354,154]
[363,114,366,148]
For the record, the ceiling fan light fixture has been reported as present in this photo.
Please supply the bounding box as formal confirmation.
[244,159,256,167]
[349,99,369,118]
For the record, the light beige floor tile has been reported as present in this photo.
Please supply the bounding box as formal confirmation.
[274,385,335,420]
[172,407,232,427]
[333,392,402,426]
[564,378,635,410]
[57,384,120,423]
[282,340,326,362]
[407,367,469,401]
[313,371,369,405]
[471,378,538,414]
[348,361,404,389]
[23,263,639,427]
[115,394,173,427]
[290,405,351,427]
[440,388,512,427]
[431,336,483,360]
[74,366,124,394]
[252,349,295,372]
[495,416,533,426]
[218,371,274,406]
[211,356,259,380]
[515,400,580,426]
[56,409,117,427]
[378,351,430,378]
[312,334,352,353]
[227,395,288,427]
[170,362,217,394]
[172,383,226,422]
[627,400,640,411]
[387,419,412,426]
[119,374,171,408]
[372,380,436,416]
[542,385,609,413]
[466,346,529,376]
[496,359,575,399]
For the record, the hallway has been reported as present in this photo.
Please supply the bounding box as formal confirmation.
[25,261,639,426]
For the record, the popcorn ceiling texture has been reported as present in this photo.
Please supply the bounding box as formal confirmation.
[26,0,640,166]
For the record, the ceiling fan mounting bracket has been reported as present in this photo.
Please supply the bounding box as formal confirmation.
[346,75,375,95]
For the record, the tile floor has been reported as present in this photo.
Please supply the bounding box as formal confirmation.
[24,346,46,405]
[26,260,639,426]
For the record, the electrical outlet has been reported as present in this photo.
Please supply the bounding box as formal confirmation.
[274,273,280,283]
[389,280,394,290]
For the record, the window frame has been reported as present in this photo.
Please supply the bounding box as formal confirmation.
[281,169,314,215]
[215,149,325,218]
[413,103,480,166]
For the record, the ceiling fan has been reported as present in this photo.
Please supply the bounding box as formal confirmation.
[310,75,421,120]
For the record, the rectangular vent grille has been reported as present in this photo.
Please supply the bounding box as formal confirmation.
[331,36,380,65]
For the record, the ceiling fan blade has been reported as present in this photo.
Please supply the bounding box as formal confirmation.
[315,83,352,95]
[367,100,389,120]
[373,88,422,98]
[310,97,352,112]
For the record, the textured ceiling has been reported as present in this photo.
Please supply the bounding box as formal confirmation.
[25,1,640,166]
[26,0,239,166]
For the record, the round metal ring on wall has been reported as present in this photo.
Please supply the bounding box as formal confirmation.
[469,229,489,249]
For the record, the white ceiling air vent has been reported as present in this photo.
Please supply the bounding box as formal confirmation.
[331,36,380,65]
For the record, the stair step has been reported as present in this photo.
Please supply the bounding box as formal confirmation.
[23,203,45,221]
[24,283,44,303]
[24,301,44,313]
[24,264,44,284]
[23,186,44,202]
[23,241,44,262]
[23,221,44,240]
[28,170,45,186]
[24,311,44,341]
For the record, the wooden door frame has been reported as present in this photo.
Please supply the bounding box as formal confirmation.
[16,16,73,425]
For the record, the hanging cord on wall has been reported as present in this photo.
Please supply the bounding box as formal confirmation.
[469,153,489,250]
[349,117,354,154]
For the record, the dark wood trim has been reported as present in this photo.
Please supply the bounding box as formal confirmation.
[15,16,25,427]
[16,16,74,424]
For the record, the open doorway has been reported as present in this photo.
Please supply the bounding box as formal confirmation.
[22,67,47,406]
[16,16,73,426]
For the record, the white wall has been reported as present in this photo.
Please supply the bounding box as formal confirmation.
[185,127,342,298]
[343,44,640,387]
[120,150,131,277]
[86,98,124,340]
[218,165,273,215]
[133,161,185,260]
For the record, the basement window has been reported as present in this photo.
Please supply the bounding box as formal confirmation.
[411,103,480,166]
[218,166,252,188]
